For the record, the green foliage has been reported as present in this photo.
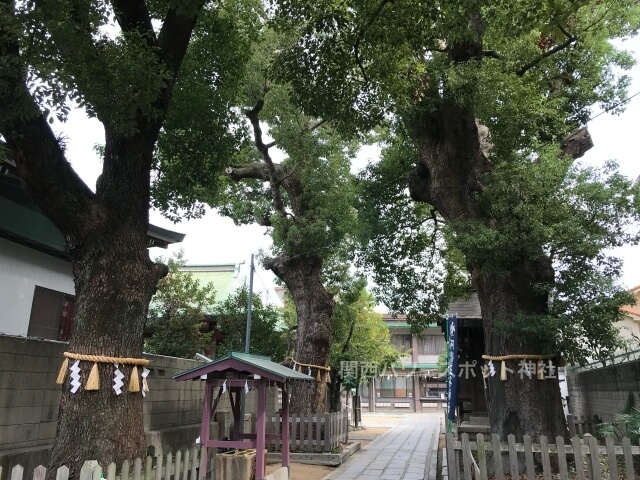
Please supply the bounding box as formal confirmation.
[598,394,640,442]
[329,278,401,382]
[273,0,639,140]
[152,0,263,220]
[271,0,640,363]
[356,130,470,330]
[224,85,359,261]
[212,286,288,360]
[455,155,640,363]
[437,344,448,374]
[146,251,216,358]
[10,1,176,134]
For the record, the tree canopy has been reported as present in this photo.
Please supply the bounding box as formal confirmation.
[154,23,363,412]
[329,278,400,382]
[0,0,264,471]
[272,0,640,364]
[270,0,640,438]
[356,131,470,329]
[213,285,288,360]
[145,252,216,358]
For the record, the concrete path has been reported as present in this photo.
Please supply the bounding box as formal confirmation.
[323,414,441,480]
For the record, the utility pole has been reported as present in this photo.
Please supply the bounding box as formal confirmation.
[240,254,255,438]
[244,253,255,353]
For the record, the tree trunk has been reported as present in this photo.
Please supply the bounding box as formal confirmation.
[407,86,567,440]
[0,3,202,475]
[473,267,567,441]
[328,370,342,412]
[47,224,167,479]
[265,254,334,413]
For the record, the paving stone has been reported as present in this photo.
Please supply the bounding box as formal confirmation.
[323,414,439,479]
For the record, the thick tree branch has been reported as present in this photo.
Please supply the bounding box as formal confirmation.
[307,119,325,132]
[341,317,357,354]
[144,2,206,121]
[516,35,577,76]
[224,163,271,182]
[254,214,273,227]
[157,3,204,75]
[112,0,156,42]
[482,50,503,60]
[246,96,288,216]
[560,126,593,159]
[0,2,101,238]
[97,3,205,208]
[428,207,441,255]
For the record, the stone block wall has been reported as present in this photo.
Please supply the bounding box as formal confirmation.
[566,358,640,422]
[0,334,280,480]
[0,335,271,453]
[0,335,62,451]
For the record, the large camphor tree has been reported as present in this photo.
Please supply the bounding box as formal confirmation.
[155,29,360,413]
[0,0,256,475]
[273,0,640,439]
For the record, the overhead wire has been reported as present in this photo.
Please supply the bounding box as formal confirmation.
[252,267,280,306]
[586,90,640,123]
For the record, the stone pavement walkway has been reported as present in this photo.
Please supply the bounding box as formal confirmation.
[323,414,441,480]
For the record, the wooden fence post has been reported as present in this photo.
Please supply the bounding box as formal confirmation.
[307,414,313,451]
[56,466,70,480]
[587,435,601,480]
[605,435,618,480]
[622,436,635,478]
[9,466,23,480]
[461,433,472,480]
[445,432,459,480]
[491,434,503,480]
[314,415,322,453]
[567,414,576,438]
[556,436,569,480]
[507,434,518,480]
[539,435,551,480]
[523,435,535,478]
[476,433,488,480]
[571,436,585,480]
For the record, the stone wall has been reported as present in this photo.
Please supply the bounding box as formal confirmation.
[0,334,271,477]
[566,358,640,422]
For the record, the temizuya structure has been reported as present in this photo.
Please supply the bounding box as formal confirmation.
[174,352,313,480]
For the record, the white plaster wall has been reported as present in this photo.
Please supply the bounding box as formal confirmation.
[617,316,640,350]
[0,237,74,336]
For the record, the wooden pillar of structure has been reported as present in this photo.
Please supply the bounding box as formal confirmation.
[255,381,266,479]
[281,384,290,471]
[175,352,314,480]
[199,383,213,480]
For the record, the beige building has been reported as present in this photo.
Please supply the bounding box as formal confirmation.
[359,294,484,413]
[619,284,640,350]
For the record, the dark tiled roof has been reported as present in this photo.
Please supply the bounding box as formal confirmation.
[445,292,482,318]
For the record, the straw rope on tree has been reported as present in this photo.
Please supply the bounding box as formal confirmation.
[481,354,562,381]
[56,352,151,393]
[481,354,556,361]
[284,356,331,383]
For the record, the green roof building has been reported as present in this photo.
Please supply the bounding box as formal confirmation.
[179,263,247,301]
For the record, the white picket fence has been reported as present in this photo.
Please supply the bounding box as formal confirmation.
[266,411,349,453]
[446,432,640,480]
[2,445,203,480]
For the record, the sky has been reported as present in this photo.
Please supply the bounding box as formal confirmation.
[57,36,640,305]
